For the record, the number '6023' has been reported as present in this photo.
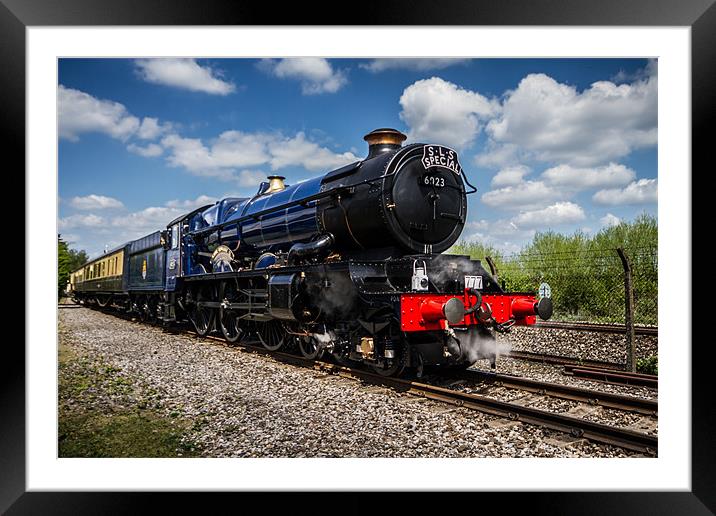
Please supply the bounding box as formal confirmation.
[423,175,445,187]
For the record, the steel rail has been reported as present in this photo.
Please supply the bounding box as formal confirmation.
[456,370,657,416]
[508,350,625,370]
[534,321,658,336]
[563,365,658,388]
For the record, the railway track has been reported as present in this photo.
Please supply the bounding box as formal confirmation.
[505,351,658,389]
[563,365,658,388]
[75,304,658,455]
[508,349,625,370]
[455,369,657,415]
[534,320,658,336]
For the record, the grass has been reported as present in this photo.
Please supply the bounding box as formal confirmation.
[58,342,199,458]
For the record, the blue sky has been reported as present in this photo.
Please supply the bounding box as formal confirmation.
[58,58,657,258]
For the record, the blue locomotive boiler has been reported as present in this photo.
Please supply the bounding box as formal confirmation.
[184,128,470,275]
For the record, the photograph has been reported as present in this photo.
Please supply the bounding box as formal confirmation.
[57,56,659,459]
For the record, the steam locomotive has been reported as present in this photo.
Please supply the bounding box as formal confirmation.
[68,128,552,376]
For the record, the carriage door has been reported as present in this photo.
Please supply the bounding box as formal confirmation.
[165,223,181,291]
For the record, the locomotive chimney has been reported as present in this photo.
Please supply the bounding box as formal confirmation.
[363,128,407,158]
[266,175,286,193]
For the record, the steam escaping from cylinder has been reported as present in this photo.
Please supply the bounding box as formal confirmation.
[312,328,337,351]
[453,327,513,365]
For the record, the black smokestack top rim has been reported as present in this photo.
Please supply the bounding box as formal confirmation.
[363,128,407,158]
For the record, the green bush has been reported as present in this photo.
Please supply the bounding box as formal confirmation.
[637,355,658,375]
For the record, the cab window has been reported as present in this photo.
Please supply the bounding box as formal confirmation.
[171,224,180,250]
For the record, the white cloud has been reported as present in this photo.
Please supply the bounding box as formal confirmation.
[161,130,359,178]
[59,233,80,244]
[541,163,636,190]
[111,206,184,234]
[127,142,164,157]
[460,218,535,254]
[259,58,347,94]
[592,178,658,205]
[611,59,657,84]
[361,58,468,73]
[491,165,530,187]
[481,181,560,211]
[59,86,173,147]
[165,195,218,210]
[474,143,520,169]
[600,213,622,227]
[137,117,171,140]
[69,194,124,210]
[236,170,268,187]
[512,202,586,228]
[135,58,235,95]
[58,85,140,141]
[161,131,271,174]
[466,219,490,231]
[268,132,359,171]
[399,77,499,150]
[485,72,657,165]
[58,213,106,229]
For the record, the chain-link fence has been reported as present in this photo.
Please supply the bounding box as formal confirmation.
[486,246,657,326]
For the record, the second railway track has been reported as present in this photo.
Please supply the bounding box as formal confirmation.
[453,370,657,416]
[534,321,658,336]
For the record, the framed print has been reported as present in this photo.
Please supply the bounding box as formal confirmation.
[4,0,711,513]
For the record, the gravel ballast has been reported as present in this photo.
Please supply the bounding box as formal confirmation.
[497,326,658,365]
[59,306,650,458]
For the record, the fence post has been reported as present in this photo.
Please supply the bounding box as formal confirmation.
[485,255,499,282]
[616,248,636,372]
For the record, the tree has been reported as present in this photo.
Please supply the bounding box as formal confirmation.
[68,248,89,272]
[58,235,71,297]
[58,235,89,298]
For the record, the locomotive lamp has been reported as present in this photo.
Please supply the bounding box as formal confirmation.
[411,260,429,291]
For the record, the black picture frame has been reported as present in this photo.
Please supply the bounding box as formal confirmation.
[4,0,709,513]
